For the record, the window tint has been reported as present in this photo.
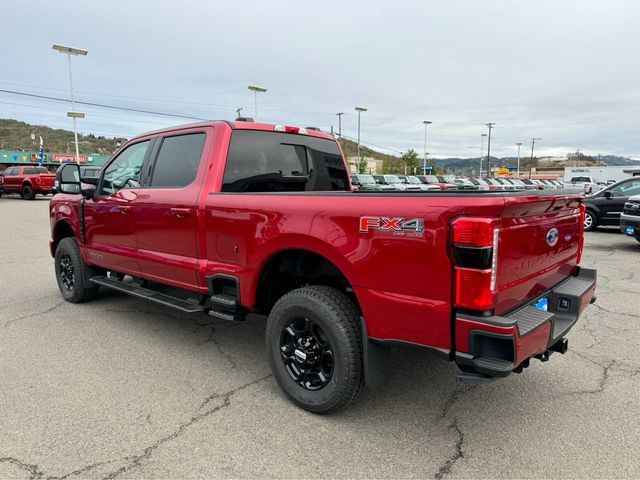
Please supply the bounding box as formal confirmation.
[24,167,39,175]
[150,133,205,188]
[611,180,640,197]
[222,131,348,192]
[100,141,149,195]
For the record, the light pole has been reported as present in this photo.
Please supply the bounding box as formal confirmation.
[516,142,523,178]
[530,137,542,178]
[52,44,87,164]
[480,133,487,177]
[355,107,367,172]
[248,85,267,120]
[422,121,432,175]
[336,112,344,139]
[485,123,495,177]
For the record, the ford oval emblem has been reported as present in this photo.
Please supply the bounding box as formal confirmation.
[546,228,559,246]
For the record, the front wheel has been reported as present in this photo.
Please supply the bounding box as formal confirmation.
[266,286,363,414]
[584,210,597,231]
[55,237,102,303]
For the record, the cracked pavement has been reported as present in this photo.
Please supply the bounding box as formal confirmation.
[1,198,639,478]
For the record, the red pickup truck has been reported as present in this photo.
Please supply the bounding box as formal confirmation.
[49,120,596,413]
[0,165,56,199]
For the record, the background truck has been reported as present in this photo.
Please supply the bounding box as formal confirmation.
[0,165,55,199]
[50,120,597,413]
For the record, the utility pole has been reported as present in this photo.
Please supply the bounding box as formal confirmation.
[485,123,495,177]
[235,107,243,118]
[516,142,523,178]
[530,137,542,178]
[422,121,432,175]
[355,107,367,173]
[480,133,487,177]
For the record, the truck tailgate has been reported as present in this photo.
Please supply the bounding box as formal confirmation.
[494,195,582,315]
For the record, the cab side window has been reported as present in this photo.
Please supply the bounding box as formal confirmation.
[99,141,150,195]
[149,133,205,188]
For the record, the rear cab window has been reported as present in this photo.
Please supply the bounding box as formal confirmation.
[222,131,348,192]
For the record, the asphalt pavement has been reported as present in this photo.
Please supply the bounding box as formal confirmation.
[1,197,639,479]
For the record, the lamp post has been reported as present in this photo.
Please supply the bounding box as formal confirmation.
[480,133,487,177]
[355,107,367,172]
[485,123,495,177]
[530,137,542,178]
[247,85,267,120]
[422,121,432,175]
[516,142,523,178]
[52,44,87,164]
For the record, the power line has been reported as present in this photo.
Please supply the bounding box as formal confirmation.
[0,88,208,121]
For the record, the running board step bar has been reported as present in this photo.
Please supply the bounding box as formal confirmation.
[90,276,207,313]
[208,309,245,322]
[209,293,238,310]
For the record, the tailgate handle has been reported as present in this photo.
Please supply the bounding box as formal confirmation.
[171,207,192,218]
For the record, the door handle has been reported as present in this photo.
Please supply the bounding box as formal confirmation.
[118,206,132,215]
[171,207,192,218]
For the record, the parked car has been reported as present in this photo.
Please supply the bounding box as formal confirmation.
[583,177,640,231]
[49,119,596,413]
[468,178,495,191]
[566,176,602,194]
[0,165,56,199]
[397,175,426,191]
[453,177,478,190]
[620,195,640,243]
[419,175,456,190]
[373,174,407,190]
[350,174,382,191]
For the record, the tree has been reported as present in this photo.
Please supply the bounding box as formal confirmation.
[358,160,367,174]
[400,149,421,175]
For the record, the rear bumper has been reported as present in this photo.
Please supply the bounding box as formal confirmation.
[455,267,597,380]
[620,213,640,237]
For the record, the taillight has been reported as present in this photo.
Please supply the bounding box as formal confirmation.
[452,218,500,311]
[577,204,585,264]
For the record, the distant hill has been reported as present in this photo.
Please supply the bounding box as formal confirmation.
[0,119,123,155]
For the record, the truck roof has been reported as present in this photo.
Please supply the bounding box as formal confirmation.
[138,120,335,141]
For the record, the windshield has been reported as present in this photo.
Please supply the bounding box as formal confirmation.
[424,176,438,184]
[407,176,421,184]
[386,175,401,183]
[358,175,376,185]
[571,176,592,183]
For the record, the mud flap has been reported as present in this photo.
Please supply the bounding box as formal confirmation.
[360,316,391,388]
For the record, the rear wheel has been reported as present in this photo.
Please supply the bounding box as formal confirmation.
[55,237,102,303]
[266,286,363,414]
[22,185,36,200]
[584,210,597,231]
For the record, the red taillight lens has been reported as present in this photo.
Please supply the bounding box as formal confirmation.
[577,204,585,264]
[452,218,494,246]
[455,269,496,311]
[274,125,307,135]
[452,218,500,311]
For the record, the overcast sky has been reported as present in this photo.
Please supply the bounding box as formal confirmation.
[2,0,639,159]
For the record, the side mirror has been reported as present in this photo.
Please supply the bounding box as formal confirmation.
[56,164,81,194]
[604,190,613,199]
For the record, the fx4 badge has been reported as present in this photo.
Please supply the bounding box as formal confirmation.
[359,216,424,237]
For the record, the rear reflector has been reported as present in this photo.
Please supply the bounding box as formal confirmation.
[577,204,585,264]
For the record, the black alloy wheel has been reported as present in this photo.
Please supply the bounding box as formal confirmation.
[280,316,334,391]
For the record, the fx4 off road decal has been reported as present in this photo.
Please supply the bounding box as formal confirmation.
[359,216,425,237]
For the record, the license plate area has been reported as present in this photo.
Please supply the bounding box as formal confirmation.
[533,297,549,312]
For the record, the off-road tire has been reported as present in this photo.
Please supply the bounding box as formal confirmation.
[266,286,363,414]
[22,185,36,200]
[55,237,102,303]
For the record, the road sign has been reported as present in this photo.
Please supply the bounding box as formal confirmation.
[422,165,434,172]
